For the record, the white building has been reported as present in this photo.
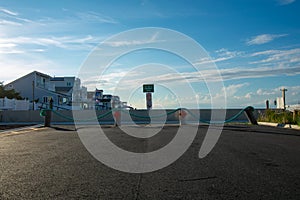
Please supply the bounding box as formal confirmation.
[4,71,87,110]
[276,97,284,109]
[85,89,126,110]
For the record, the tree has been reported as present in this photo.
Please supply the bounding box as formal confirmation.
[0,82,23,100]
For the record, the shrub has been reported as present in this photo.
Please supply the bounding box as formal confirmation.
[297,116,300,126]
[258,109,298,124]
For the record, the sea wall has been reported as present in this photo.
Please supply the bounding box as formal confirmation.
[0,108,260,124]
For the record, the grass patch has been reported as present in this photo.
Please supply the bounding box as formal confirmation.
[258,110,300,125]
[294,117,300,126]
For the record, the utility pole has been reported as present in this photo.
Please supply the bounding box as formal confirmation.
[32,80,35,110]
[280,88,287,110]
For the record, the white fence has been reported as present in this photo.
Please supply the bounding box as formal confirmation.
[0,97,30,110]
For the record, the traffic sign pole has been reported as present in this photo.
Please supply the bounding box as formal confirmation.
[143,84,154,110]
[146,92,152,110]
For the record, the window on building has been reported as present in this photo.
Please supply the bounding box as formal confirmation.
[67,82,72,86]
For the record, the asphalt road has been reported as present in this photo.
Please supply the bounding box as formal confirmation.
[1,124,300,199]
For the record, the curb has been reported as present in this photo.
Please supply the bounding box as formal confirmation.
[258,122,300,130]
[0,124,43,134]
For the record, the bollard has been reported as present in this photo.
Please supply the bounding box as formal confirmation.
[244,106,258,125]
[44,109,52,127]
[44,98,53,127]
[179,109,187,126]
[113,110,121,127]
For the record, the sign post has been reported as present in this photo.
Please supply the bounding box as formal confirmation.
[143,84,154,110]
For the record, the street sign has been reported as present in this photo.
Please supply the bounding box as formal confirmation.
[143,84,154,93]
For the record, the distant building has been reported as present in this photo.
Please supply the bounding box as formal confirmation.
[71,78,88,109]
[287,104,300,112]
[85,89,125,110]
[276,97,284,109]
[5,71,129,110]
[4,71,87,110]
[49,76,75,97]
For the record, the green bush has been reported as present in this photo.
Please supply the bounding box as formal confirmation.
[297,116,300,126]
[258,110,299,124]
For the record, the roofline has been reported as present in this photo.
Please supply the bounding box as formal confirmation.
[35,71,52,78]
[4,71,52,86]
[52,76,76,78]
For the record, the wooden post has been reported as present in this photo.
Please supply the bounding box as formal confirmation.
[44,98,53,127]
[44,110,52,127]
[293,110,298,121]
[266,100,269,109]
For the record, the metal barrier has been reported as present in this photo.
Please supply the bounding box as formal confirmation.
[40,106,257,127]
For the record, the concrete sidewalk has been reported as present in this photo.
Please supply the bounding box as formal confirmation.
[258,121,300,130]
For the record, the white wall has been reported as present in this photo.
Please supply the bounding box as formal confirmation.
[0,97,30,110]
[277,97,284,109]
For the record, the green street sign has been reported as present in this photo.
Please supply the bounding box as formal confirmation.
[143,84,154,93]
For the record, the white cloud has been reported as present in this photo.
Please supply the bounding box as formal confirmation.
[250,49,281,57]
[200,85,300,108]
[215,48,240,57]
[0,35,102,53]
[195,48,242,65]
[220,65,300,80]
[0,43,17,48]
[0,8,35,25]
[0,8,18,16]
[80,63,300,92]
[0,54,66,84]
[247,86,300,107]
[249,48,300,65]
[246,34,288,45]
[277,0,296,5]
[244,93,252,99]
[76,11,118,24]
[104,32,162,47]
[224,83,249,96]
[256,88,276,96]
[0,19,22,26]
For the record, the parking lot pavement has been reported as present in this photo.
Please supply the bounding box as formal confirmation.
[1,124,300,199]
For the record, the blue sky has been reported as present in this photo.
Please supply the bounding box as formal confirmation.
[0,0,300,108]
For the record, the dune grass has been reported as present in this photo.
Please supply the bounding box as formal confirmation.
[258,109,300,125]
